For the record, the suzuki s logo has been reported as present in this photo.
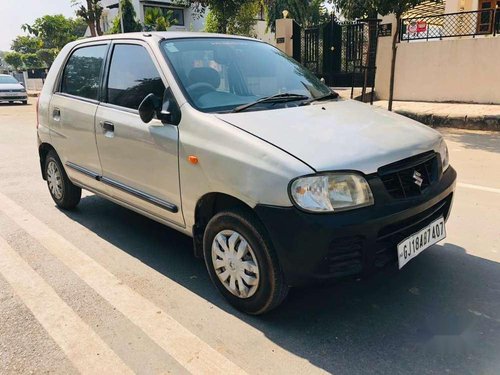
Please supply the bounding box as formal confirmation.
[413,170,424,187]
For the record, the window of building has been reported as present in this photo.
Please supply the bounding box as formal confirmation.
[144,6,185,26]
[106,44,165,110]
[60,45,107,101]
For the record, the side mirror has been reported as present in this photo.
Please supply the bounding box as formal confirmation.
[138,88,181,125]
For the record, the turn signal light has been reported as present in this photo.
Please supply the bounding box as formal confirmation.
[188,155,199,165]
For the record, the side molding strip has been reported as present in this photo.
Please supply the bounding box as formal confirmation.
[100,177,179,213]
[65,162,178,214]
[66,162,100,179]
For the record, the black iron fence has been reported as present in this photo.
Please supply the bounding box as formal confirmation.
[298,19,378,88]
[401,9,500,41]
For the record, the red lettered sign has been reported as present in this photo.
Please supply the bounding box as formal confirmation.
[417,21,427,33]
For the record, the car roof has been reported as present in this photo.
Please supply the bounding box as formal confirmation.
[70,31,260,45]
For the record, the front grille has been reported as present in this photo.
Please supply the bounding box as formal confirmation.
[326,236,364,277]
[0,89,24,93]
[379,152,439,199]
[374,194,453,268]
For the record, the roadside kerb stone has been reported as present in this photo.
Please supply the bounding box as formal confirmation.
[373,100,500,131]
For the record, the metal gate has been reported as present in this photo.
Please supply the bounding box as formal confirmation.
[296,17,379,92]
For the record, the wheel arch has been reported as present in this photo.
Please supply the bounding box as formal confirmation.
[38,142,57,180]
[192,192,257,258]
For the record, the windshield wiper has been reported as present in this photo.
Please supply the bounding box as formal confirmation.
[300,91,339,106]
[232,93,309,113]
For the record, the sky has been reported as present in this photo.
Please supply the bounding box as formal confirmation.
[0,0,77,51]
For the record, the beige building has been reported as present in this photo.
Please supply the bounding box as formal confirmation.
[376,0,500,104]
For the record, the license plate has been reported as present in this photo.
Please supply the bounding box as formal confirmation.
[397,217,446,269]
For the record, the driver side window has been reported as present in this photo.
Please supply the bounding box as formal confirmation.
[106,44,165,110]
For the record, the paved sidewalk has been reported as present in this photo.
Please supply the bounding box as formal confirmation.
[373,100,500,131]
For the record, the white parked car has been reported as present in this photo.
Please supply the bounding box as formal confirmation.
[0,74,28,104]
[36,33,456,314]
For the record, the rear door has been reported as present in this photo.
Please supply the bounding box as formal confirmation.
[94,41,184,226]
[49,42,108,192]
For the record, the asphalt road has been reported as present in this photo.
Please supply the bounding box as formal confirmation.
[0,99,499,375]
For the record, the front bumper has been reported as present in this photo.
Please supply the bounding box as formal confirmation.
[0,94,28,101]
[255,166,457,286]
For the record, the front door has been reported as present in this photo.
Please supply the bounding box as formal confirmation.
[49,43,108,192]
[95,41,183,226]
[477,0,500,33]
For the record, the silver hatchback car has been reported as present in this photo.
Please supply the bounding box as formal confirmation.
[0,74,28,104]
[37,32,456,314]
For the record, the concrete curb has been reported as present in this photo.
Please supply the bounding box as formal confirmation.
[395,110,500,132]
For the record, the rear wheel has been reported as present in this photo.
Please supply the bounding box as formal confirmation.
[44,150,81,209]
[203,209,288,315]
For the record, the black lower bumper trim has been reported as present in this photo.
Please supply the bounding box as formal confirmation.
[0,96,27,100]
[255,167,457,286]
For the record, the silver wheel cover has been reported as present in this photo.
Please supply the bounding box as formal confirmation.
[211,230,260,299]
[46,160,63,200]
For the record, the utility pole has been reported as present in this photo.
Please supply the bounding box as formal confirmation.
[118,0,124,33]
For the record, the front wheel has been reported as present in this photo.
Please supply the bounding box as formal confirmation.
[203,209,289,315]
[44,150,81,210]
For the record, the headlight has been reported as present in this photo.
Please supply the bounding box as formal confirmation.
[290,173,374,213]
[439,139,449,172]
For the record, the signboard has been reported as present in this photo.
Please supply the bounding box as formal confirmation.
[417,21,427,33]
[276,37,285,44]
[378,23,392,37]
[408,20,427,34]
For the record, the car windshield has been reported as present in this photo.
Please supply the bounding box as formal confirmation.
[161,38,332,113]
[0,75,19,84]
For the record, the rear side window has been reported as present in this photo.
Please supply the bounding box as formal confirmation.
[106,44,165,110]
[61,45,107,101]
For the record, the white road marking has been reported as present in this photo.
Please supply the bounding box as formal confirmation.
[0,236,133,375]
[458,182,500,194]
[0,192,246,375]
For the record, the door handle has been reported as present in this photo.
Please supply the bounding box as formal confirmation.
[52,108,61,121]
[101,121,115,132]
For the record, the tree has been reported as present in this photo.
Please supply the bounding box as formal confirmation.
[205,0,262,36]
[72,0,104,36]
[36,49,59,68]
[265,0,329,31]
[0,51,6,69]
[9,15,84,71]
[21,53,43,69]
[4,52,24,71]
[11,35,41,54]
[22,15,86,50]
[109,0,142,33]
[143,7,176,31]
[331,0,427,111]
[191,0,256,33]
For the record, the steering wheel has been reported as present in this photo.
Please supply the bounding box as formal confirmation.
[186,82,216,99]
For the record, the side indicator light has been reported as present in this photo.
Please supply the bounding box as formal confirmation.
[188,155,199,165]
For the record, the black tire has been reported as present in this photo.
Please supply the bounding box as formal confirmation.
[44,150,81,210]
[22,100,28,105]
[203,209,289,315]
